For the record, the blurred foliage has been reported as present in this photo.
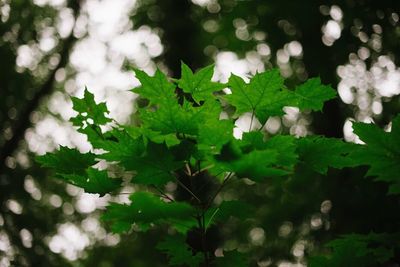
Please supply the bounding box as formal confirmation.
[1,0,400,266]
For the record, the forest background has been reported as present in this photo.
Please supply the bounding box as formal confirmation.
[1,0,400,266]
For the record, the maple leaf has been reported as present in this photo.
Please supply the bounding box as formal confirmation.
[132,68,176,105]
[309,233,400,267]
[178,62,225,103]
[157,235,203,267]
[198,119,234,153]
[71,88,111,127]
[36,147,120,196]
[296,136,361,174]
[140,99,221,136]
[102,192,196,232]
[293,78,336,111]
[36,146,96,175]
[225,69,291,123]
[60,168,121,196]
[352,116,400,194]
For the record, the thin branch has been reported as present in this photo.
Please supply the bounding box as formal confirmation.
[204,172,233,211]
[173,174,202,203]
[249,111,255,131]
[151,185,175,202]
[191,164,214,176]
[205,207,220,229]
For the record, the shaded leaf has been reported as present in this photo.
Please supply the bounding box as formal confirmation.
[36,147,96,175]
[102,192,196,232]
[352,116,400,194]
[157,234,203,267]
[60,168,121,196]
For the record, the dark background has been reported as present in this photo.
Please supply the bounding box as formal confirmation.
[1,0,400,266]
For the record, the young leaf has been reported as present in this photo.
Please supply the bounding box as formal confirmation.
[352,116,400,194]
[157,234,203,267]
[102,192,196,232]
[178,62,225,103]
[71,88,111,127]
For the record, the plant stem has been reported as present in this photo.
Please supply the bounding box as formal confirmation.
[204,172,233,211]
[249,111,255,131]
[151,185,175,202]
[174,176,202,203]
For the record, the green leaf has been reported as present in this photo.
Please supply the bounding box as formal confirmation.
[225,69,292,123]
[60,168,121,196]
[131,142,184,185]
[296,136,360,174]
[215,142,280,181]
[264,135,298,169]
[98,129,146,163]
[132,68,176,105]
[293,78,336,111]
[71,88,111,127]
[198,119,234,153]
[36,147,96,175]
[157,234,203,267]
[352,116,400,194]
[141,99,221,136]
[309,233,400,267]
[205,200,254,227]
[178,62,225,103]
[102,192,196,233]
[215,250,248,267]
[99,131,183,186]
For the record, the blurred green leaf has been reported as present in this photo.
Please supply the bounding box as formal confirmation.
[157,234,203,267]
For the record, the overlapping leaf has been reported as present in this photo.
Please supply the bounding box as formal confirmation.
[157,234,203,267]
[102,192,196,232]
[140,99,221,136]
[178,62,225,102]
[132,68,176,105]
[296,136,361,174]
[352,116,400,194]
[36,147,120,196]
[60,168,121,196]
[225,69,289,123]
[309,233,400,267]
[225,71,336,124]
[98,130,183,186]
[36,146,95,175]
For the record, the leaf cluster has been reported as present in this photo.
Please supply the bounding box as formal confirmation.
[37,63,400,266]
